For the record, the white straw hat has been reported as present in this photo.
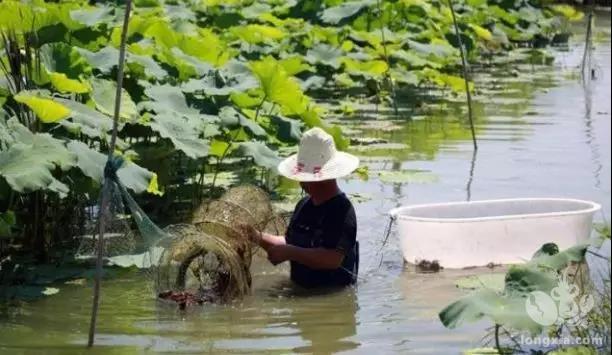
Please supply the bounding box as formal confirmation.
[277,127,359,182]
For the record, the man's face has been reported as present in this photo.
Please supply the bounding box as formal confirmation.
[300,181,319,195]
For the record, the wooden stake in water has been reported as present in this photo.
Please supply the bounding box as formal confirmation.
[446,0,478,151]
[88,0,133,347]
[581,6,594,80]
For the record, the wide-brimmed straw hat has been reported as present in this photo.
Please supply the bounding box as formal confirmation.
[277,127,359,182]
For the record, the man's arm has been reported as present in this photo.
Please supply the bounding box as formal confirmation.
[257,232,286,251]
[267,244,344,270]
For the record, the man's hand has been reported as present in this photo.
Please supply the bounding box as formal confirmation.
[238,224,261,245]
[267,245,291,265]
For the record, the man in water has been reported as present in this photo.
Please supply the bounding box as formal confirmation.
[244,128,360,288]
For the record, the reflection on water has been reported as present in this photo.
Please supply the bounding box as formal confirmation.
[1,12,611,355]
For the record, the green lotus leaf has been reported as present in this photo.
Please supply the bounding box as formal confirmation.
[39,43,92,81]
[439,240,594,335]
[66,140,160,194]
[241,3,272,19]
[49,72,91,94]
[405,39,457,59]
[341,57,388,78]
[91,78,138,122]
[77,46,166,78]
[306,43,344,69]
[391,50,434,68]
[469,24,493,41]
[421,68,472,93]
[178,29,231,67]
[279,56,313,76]
[142,84,200,118]
[128,52,168,79]
[550,5,584,21]
[14,92,70,123]
[320,0,376,24]
[167,48,214,78]
[526,242,592,271]
[439,288,543,335]
[250,56,310,115]
[145,112,210,159]
[219,106,266,137]
[209,139,232,158]
[70,6,116,27]
[238,141,281,169]
[181,69,259,96]
[231,24,286,44]
[0,119,75,195]
[271,115,303,142]
[298,75,327,91]
[54,98,113,138]
[75,46,119,74]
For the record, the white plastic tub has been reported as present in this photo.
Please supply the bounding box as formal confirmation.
[388,198,601,268]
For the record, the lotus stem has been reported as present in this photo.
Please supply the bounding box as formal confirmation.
[446,0,478,151]
[88,0,133,347]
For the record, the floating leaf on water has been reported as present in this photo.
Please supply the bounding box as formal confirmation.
[455,273,506,292]
[376,170,439,184]
[41,287,60,296]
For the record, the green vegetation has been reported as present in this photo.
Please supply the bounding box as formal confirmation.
[0,0,582,297]
[440,232,610,354]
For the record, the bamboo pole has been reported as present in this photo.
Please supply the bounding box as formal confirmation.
[87,0,133,347]
[446,0,478,151]
[581,5,594,80]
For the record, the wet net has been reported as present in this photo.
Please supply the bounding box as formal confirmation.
[76,165,287,306]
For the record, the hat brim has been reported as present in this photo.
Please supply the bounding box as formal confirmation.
[277,152,360,182]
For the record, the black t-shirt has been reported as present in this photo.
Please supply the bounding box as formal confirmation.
[285,193,358,288]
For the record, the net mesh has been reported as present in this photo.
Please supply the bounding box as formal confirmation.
[76,182,286,306]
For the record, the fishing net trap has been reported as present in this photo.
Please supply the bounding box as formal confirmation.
[76,178,288,307]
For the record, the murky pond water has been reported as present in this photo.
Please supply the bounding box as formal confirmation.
[1,13,610,355]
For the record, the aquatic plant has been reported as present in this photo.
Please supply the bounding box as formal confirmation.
[440,238,609,354]
[0,0,581,261]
